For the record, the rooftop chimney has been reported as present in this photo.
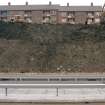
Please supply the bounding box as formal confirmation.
[8,2,11,6]
[91,2,93,6]
[49,1,52,5]
[26,1,28,6]
[67,3,69,7]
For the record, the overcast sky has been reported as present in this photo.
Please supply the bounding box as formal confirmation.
[0,0,104,6]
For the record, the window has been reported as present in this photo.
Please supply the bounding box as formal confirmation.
[95,12,100,17]
[50,16,56,23]
[43,10,50,14]
[24,17,32,23]
[61,12,67,17]
[50,10,56,15]
[24,10,32,17]
[87,12,94,17]
[1,11,7,17]
[24,10,32,14]
[43,17,51,23]
[67,18,75,24]
[67,12,74,16]
[1,17,7,22]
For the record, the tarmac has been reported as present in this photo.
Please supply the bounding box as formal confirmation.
[0,102,105,105]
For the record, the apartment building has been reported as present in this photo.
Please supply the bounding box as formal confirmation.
[0,2,103,24]
[58,3,102,24]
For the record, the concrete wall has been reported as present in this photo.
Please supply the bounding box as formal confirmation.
[0,88,105,102]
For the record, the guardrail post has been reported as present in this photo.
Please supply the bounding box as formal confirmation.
[56,88,58,96]
[5,88,7,96]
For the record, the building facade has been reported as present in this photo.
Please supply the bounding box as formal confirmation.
[0,2,103,24]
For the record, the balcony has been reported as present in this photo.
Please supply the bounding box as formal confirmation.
[46,14,51,17]
[68,21,75,24]
[13,15,25,22]
[67,14,74,19]
[42,17,50,23]
[61,18,67,23]
[67,18,75,24]
[1,17,8,22]
[25,18,32,23]
[95,12,100,17]
[43,13,51,17]
[24,14,28,17]
[24,14,32,18]
[87,19,93,24]
[94,18,100,24]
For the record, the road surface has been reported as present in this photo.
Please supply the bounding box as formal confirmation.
[0,102,105,105]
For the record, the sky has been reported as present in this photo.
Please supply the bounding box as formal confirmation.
[0,0,104,6]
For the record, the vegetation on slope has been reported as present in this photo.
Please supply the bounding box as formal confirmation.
[0,21,105,73]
